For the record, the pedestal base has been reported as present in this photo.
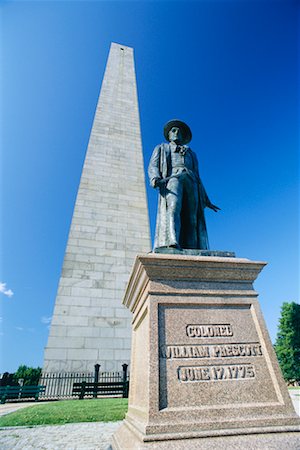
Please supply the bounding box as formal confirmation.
[112,254,300,449]
[112,421,300,449]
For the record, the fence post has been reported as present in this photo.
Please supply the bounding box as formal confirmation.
[122,364,128,398]
[79,381,86,400]
[94,364,100,398]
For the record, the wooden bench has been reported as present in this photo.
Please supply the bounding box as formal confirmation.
[72,381,129,399]
[0,385,46,403]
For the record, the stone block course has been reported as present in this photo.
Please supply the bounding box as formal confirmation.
[67,349,98,361]
[67,326,101,338]
[100,328,115,338]
[51,315,89,327]
[47,336,85,349]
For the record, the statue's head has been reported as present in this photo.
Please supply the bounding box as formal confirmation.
[164,119,192,145]
[168,127,182,144]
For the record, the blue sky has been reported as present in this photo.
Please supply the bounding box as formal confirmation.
[1,0,299,373]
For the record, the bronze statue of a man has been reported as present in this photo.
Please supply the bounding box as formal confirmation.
[148,120,219,250]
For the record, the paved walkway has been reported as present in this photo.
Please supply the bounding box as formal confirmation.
[0,421,120,449]
[0,402,45,417]
[0,390,298,449]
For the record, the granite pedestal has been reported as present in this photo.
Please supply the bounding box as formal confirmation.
[112,253,300,449]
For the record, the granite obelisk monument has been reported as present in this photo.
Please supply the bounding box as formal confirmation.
[43,43,151,372]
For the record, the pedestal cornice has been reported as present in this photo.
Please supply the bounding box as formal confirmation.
[123,253,267,315]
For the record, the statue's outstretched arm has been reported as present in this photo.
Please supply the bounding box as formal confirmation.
[207,202,221,212]
[193,150,220,212]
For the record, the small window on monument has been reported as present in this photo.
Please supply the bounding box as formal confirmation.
[120,48,124,51]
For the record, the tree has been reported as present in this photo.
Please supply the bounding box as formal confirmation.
[12,365,42,386]
[274,302,300,381]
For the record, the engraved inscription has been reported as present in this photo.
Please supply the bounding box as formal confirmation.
[161,345,210,359]
[186,324,233,338]
[160,343,263,359]
[178,364,256,382]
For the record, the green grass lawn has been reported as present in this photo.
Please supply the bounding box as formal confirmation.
[0,398,128,427]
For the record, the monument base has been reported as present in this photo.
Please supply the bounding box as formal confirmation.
[112,423,300,449]
[153,247,235,257]
[112,254,300,449]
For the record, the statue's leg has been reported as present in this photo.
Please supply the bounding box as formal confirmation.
[183,177,198,249]
[166,177,182,247]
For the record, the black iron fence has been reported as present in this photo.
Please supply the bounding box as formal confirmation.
[39,364,129,399]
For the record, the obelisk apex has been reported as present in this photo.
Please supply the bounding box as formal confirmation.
[43,43,151,372]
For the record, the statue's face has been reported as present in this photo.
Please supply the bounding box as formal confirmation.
[168,127,183,144]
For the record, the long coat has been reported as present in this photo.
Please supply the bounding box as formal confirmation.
[148,143,210,250]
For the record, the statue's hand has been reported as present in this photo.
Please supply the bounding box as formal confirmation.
[207,202,221,212]
[154,178,166,189]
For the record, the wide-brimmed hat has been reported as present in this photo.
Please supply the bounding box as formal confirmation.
[163,119,192,144]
